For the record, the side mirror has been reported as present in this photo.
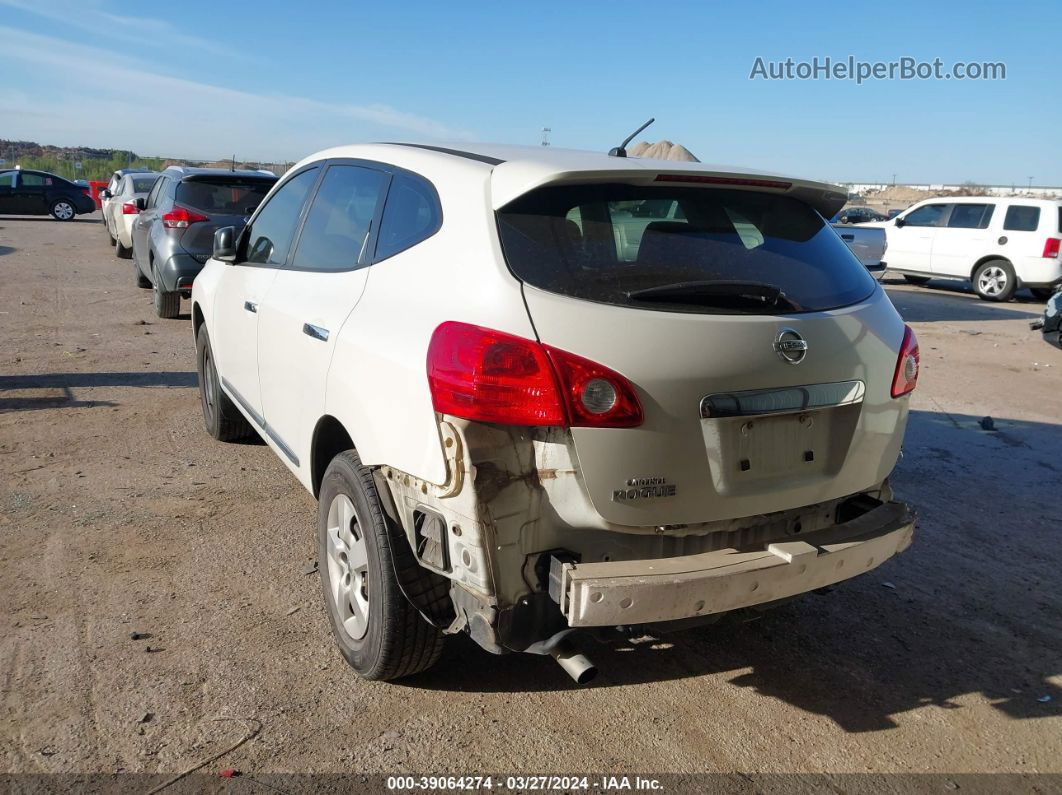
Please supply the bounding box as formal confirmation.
[135,197,147,211]
[894,217,906,228]
[213,226,237,262]
[100,189,111,199]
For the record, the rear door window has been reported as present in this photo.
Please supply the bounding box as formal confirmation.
[20,173,53,187]
[902,203,949,227]
[146,178,164,208]
[1003,205,1040,232]
[290,164,388,272]
[947,204,994,229]
[497,184,878,314]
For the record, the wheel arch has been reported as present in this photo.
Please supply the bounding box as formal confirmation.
[191,301,205,339]
[970,255,1011,282]
[311,415,356,499]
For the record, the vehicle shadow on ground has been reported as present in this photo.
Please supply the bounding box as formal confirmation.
[0,245,15,256]
[882,276,1044,323]
[406,410,1062,733]
[0,371,197,412]
[0,216,99,223]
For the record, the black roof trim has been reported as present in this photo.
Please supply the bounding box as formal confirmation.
[381,143,504,166]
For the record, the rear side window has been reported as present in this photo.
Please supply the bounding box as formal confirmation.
[1003,205,1040,232]
[0,171,14,188]
[497,184,878,314]
[132,177,156,193]
[177,178,274,215]
[244,168,319,266]
[902,203,948,227]
[375,173,441,261]
[947,203,994,229]
[290,165,388,272]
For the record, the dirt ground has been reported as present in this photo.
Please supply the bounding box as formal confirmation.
[1,215,1060,783]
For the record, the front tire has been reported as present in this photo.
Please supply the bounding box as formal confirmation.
[195,326,254,442]
[51,200,75,221]
[902,274,931,285]
[318,451,445,681]
[152,263,181,318]
[973,259,1016,302]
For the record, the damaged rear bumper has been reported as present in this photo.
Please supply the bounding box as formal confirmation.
[551,500,915,627]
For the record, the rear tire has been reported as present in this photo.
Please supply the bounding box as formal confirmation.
[116,237,133,260]
[902,274,931,285]
[50,200,75,221]
[196,326,255,442]
[152,263,181,318]
[973,259,1016,302]
[318,450,446,681]
[1030,287,1057,302]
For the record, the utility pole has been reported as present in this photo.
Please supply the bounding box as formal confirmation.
[892,173,896,187]
[1028,176,1034,191]
[541,127,551,147]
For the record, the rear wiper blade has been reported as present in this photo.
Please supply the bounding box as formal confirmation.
[627,280,797,309]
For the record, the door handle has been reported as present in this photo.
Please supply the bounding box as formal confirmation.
[302,323,329,341]
[244,301,257,313]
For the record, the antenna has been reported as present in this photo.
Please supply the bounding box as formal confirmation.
[608,117,655,158]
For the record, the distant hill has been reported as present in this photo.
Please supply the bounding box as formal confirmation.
[0,139,291,181]
[627,140,699,162]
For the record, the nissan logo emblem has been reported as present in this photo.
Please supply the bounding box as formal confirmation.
[774,328,808,364]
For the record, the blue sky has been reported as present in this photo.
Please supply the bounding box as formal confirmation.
[2,0,1059,184]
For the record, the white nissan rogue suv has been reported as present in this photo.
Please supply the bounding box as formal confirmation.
[191,143,919,683]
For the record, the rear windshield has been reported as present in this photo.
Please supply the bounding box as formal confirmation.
[497,184,877,314]
[132,177,157,193]
[176,177,275,215]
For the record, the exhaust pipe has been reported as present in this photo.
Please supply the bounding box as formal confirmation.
[550,638,597,684]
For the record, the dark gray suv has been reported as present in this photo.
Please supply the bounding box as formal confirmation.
[132,166,277,318]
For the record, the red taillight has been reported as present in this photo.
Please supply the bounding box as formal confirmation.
[891,325,920,398]
[121,201,138,215]
[162,205,209,229]
[426,322,643,428]
[543,346,643,427]
[1043,237,1061,258]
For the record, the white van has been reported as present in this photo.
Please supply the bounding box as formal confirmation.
[868,197,1062,301]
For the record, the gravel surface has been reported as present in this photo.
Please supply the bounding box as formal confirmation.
[1,215,1060,779]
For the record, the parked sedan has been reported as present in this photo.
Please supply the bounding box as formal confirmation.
[102,172,159,258]
[832,207,889,224]
[0,169,97,220]
[132,166,277,317]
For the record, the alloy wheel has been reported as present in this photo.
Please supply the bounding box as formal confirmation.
[325,493,370,641]
[978,266,1008,297]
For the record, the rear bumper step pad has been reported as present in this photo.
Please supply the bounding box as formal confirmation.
[553,501,915,627]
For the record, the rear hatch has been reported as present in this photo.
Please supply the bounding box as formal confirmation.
[175,175,276,258]
[496,175,911,527]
